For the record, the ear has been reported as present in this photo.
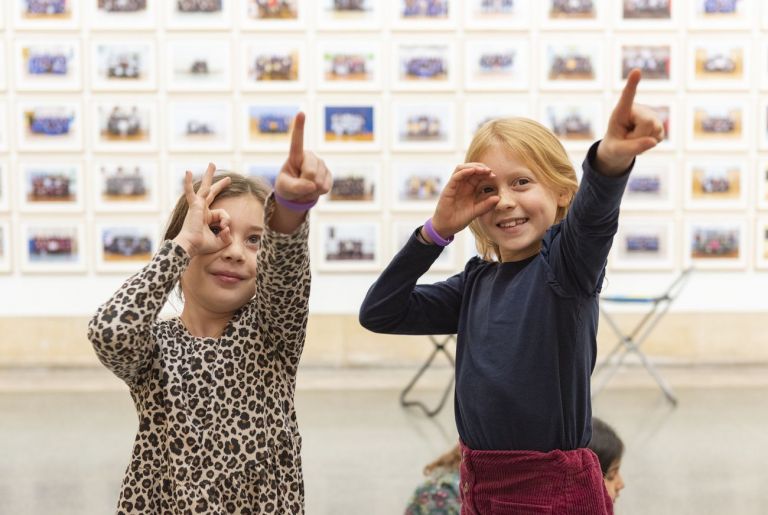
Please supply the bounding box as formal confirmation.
[556,190,571,208]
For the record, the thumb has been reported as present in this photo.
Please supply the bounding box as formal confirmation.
[475,195,500,217]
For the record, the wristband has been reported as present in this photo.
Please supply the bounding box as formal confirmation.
[274,192,318,212]
[423,218,454,247]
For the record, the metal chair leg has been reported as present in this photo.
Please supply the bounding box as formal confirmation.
[400,335,455,417]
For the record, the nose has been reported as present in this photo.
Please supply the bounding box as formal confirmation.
[220,238,245,262]
[616,472,625,491]
[495,189,517,210]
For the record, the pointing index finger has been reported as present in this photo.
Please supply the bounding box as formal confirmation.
[615,68,641,121]
[289,112,305,167]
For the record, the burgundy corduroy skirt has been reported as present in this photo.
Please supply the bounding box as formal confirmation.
[459,440,613,515]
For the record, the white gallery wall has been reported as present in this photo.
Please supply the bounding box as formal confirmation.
[1,0,768,316]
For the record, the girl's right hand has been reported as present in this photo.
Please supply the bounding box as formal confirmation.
[173,163,233,258]
[426,164,499,241]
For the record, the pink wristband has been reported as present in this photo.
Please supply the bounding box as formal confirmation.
[274,192,317,212]
[423,218,454,247]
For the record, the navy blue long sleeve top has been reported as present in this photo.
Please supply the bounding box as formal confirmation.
[359,142,631,452]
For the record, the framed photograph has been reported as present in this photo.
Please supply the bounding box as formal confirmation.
[241,0,304,30]
[318,100,381,152]
[168,100,233,152]
[241,101,303,152]
[757,158,768,210]
[687,38,750,90]
[92,159,159,212]
[539,0,605,30]
[540,38,604,91]
[0,161,10,211]
[392,220,458,272]
[316,0,381,31]
[91,40,156,91]
[464,39,530,91]
[610,217,675,271]
[0,221,11,273]
[165,0,232,30]
[241,40,306,92]
[463,97,531,148]
[14,38,81,91]
[687,0,753,29]
[13,0,79,30]
[391,0,456,30]
[95,221,158,273]
[19,161,84,212]
[684,157,747,210]
[392,41,456,91]
[684,218,747,270]
[613,37,676,91]
[686,97,748,150]
[391,159,453,212]
[464,0,532,31]
[167,160,235,204]
[20,221,86,273]
[17,99,83,152]
[615,0,677,30]
[754,217,768,269]
[92,100,157,152]
[622,157,676,211]
[391,99,456,152]
[166,39,232,92]
[317,160,381,212]
[540,97,604,151]
[89,0,156,30]
[316,40,383,92]
[316,220,381,271]
[243,160,281,189]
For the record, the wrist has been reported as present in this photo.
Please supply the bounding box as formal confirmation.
[172,236,196,257]
[595,142,633,176]
[423,218,454,247]
[274,192,317,212]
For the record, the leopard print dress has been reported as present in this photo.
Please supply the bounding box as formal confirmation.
[88,197,310,514]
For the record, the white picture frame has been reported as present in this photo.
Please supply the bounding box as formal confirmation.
[240,100,304,152]
[315,39,383,92]
[17,99,83,152]
[686,37,750,91]
[463,38,530,91]
[317,160,381,212]
[684,157,748,211]
[14,38,81,91]
[539,0,606,30]
[757,158,768,210]
[165,0,232,30]
[317,99,381,152]
[95,220,159,273]
[92,99,157,153]
[242,160,282,189]
[391,0,456,31]
[0,161,10,212]
[316,220,381,272]
[753,217,768,269]
[758,99,768,150]
[684,217,747,270]
[240,39,307,92]
[540,37,604,91]
[166,38,232,92]
[463,0,532,31]
[20,220,86,273]
[13,0,80,30]
[88,0,157,30]
[614,0,677,30]
[92,159,160,213]
[622,157,676,211]
[316,0,381,31]
[463,97,531,149]
[391,40,457,92]
[0,102,8,152]
[168,100,233,152]
[91,39,156,92]
[610,217,676,271]
[613,36,677,91]
[392,219,458,272]
[539,96,604,151]
[240,0,304,30]
[391,98,456,152]
[687,0,753,30]
[685,96,749,151]
[390,159,454,212]
[18,160,84,213]
[0,42,5,90]
[0,220,11,273]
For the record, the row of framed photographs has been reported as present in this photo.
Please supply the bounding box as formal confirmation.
[5,37,768,93]
[5,155,768,214]
[3,0,768,32]
[2,95,768,153]
[0,215,764,274]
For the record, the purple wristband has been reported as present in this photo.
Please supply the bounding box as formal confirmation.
[423,218,454,247]
[274,192,318,212]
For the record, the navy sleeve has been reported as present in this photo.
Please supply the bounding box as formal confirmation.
[359,230,464,335]
[545,141,631,296]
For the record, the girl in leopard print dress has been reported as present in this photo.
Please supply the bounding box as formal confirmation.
[88,113,331,514]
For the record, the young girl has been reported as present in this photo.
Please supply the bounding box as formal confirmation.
[359,70,662,514]
[589,417,626,504]
[88,113,331,514]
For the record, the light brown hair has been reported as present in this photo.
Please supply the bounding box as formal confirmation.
[423,443,461,476]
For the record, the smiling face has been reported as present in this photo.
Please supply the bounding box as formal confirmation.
[474,144,569,262]
[180,194,265,315]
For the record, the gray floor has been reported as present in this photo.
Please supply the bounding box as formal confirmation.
[1,385,768,514]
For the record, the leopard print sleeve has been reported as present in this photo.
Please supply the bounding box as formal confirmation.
[87,240,189,388]
[254,194,311,365]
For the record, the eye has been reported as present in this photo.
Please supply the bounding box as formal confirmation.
[478,185,496,195]
[209,225,221,235]
[247,234,262,247]
[515,177,531,187]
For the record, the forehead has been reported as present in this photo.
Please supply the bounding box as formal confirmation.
[210,194,265,224]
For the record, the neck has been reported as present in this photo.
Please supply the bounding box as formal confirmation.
[179,302,233,339]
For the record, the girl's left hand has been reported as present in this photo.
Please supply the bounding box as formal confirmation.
[596,68,665,176]
[275,112,332,203]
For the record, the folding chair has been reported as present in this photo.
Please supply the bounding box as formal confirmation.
[400,334,456,417]
[592,268,693,406]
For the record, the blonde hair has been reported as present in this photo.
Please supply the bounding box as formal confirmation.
[466,117,579,262]
[423,443,461,476]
